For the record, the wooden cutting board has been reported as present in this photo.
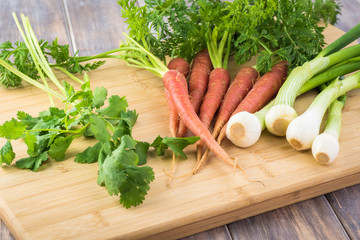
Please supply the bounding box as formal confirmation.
[1,25,360,240]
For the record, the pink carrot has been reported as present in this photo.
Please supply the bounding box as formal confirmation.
[194,61,288,174]
[166,58,190,137]
[163,70,239,169]
[217,61,289,144]
[177,49,213,137]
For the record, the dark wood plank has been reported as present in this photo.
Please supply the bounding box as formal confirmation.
[335,0,360,33]
[0,0,69,46]
[326,185,360,240]
[227,196,349,240]
[63,0,128,56]
[179,226,232,240]
[0,219,14,240]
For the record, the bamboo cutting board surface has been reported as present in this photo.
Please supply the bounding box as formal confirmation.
[1,25,360,240]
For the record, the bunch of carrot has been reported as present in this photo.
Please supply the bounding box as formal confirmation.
[170,52,289,174]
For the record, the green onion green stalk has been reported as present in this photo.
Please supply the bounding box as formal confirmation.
[265,23,360,136]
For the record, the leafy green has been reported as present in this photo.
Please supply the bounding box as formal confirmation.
[102,135,155,208]
[0,141,15,165]
[16,151,48,172]
[74,142,103,164]
[0,118,27,140]
[151,136,200,159]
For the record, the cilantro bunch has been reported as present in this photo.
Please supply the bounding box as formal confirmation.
[0,13,199,208]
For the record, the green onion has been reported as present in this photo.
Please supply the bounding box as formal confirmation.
[226,59,360,148]
[286,72,360,151]
[265,23,360,136]
[311,95,346,164]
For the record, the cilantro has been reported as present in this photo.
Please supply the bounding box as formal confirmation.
[16,151,48,172]
[74,142,102,164]
[48,135,76,161]
[151,136,200,159]
[102,136,155,208]
[92,87,108,109]
[0,12,202,209]
[0,141,15,165]
[0,118,27,140]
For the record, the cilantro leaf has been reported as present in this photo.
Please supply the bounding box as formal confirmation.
[150,135,169,156]
[0,140,15,165]
[0,118,27,140]
[97,95,128,117]
[151,135,199,159]
[92,87,108,108]
[101,135,155,208]
[162,136,200,159]
[89,115,112,154]
[134,141,150,165]
[118,165,154,208]
[24,132,39,157]
[16,151,48,172]
[75,142,102,164]
[48,135,76,161]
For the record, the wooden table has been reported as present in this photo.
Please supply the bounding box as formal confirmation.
[1,1,360,239]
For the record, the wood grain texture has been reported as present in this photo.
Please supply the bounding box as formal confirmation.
[326,185,360,239]
[227,196,349,240]
[63,0,128,56]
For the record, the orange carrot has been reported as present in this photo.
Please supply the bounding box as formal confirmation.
[194,61,288,173]
[199,68,231,129]
[177,49,213,137]
[166,58,190,186]
[217,61,289,143]
[193,67,230,161]
[167,58,190,79]
[166,58,190,137]
[211,67,259,139]
[163,70,238,169]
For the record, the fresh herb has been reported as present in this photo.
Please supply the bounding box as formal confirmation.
[0,13,199,208]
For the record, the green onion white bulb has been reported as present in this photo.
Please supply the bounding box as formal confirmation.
[226,111,262,148]
[312,132,339,164]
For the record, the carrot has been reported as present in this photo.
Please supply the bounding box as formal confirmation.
[199,68,231,128]
[177,49,213,137]
[166,58,190,137]
[163,70,239,169]
[167,58,190,79]
[194,61,288,173]
[166,58,190,186]
[218,61,289,142]
[196,67,256,163]
[212,67,259,140]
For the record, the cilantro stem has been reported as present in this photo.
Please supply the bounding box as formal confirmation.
[27,122,90,134]
[53,66,84,85]
[0,58,65,100]
[101,117,116,133]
